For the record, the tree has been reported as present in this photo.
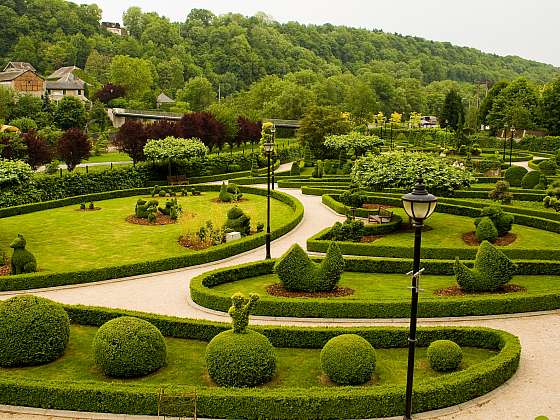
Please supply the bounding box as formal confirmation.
[440,89,465,131]
[57,129,91,171]
[10,94,42,121]
[145,120,177,141]
[109,55,154,100]
[478,81,508,127]
[487,78,541,131]
[0,86,15,122]
[297,106,353,159]
[9,117,37,133]
[53,97,87,130]
[143,137,207,161]
[115,120,147,164]
[0,132,27,160]
[208,103,238,148]
[176,76,216,112]
[176,112,225,151]
[236,116,261,145]
[23,130,51,169]
[94,84,126,104]
[542,77,560,135]
[85,49,112,85]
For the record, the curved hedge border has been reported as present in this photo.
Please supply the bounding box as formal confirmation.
[190,258,560,318]
[0,303,521,419]
[0,185,303,292]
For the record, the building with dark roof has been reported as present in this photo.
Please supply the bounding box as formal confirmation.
[0,63,44,96]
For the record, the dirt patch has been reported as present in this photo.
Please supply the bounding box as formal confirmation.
[266,283,354,298]
[360,235,384,243]
[462,231,517,246]
[0,265,11,276]
[126,214,177,226]
[434,284,527,297]
[178,235,215,250]
[210,197,248,204]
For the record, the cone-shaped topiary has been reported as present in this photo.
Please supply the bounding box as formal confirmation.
[454,241,517,292]
[10,234,37,274]
[93,316,167,378]
[219,182,234,202]
[0,295,70,367]
[320,334,376,385]
[427,340,463,372]
[274,242,345,292]
[475,216,498,242]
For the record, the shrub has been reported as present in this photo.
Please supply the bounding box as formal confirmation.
[329,219,365,242]
[312,160,324,178]
[226,183,243,200]
[218,182,234,202]
[224,206,251,236]
[0,295,70,367]
[475,206,514,236]
[475,217,498,242]
[488,181,513,204]
[93,316,167,378]
[521,171,541,189]
[538,159,557,176]
[10,234,37,274]
[143,136,208,161]
[339,190,367,208]
[290,161,301,175]
[503,166,528,187]
[427,340,463,372]
[320,334,376,385]
[57,128,91,172]
[455,241,517,292]
[535,173,549,190]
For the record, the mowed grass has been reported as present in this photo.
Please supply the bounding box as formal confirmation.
[0,325,496,388]
[369,207,560,249]
[0,192,295,272]
[211,272,560,301]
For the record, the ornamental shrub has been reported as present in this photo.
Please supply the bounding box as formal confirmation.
[454,241,517,292]
[10,234,37,274]
[521,171,541,189]
[205,329,277,387]
[427,340,463,372]
[539,159,558,176]
[329,219,366,242]
[316,242,345,291]
[218,182,234,202]
[0,295,70,367]
[488,181,513,204]
[320,334,376,385]
[339,190,367,208]
[475,217,498,243]
[324,132,383,157]
[93,316,167,378]
[224,206,251,236]
[475,206,514,236]
[143,136,208,161]
[290,161,301,175]
[226,183,243,200]
[503,166,528,187]
[535,173,549,190]
[312,160,324,178]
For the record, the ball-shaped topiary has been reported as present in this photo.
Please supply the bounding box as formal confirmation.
[205,329,277,387]
[320,334,376,385]
[427,340,463,372]
[538,159,557,176]
[93,316,167,378]
[521,171,541,189]
[504,166,528,187]
[0,295,70,367]
[475,216,498,242]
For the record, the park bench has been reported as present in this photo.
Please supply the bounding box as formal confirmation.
[368,208,393,224]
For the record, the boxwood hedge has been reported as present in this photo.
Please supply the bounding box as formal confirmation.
[0,303,521,419]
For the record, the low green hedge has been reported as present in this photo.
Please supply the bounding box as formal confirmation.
[0,186,304,291]
[0,303,521,419]
[190,259,560,318]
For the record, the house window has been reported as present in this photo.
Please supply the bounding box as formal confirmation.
[63,90,66,95]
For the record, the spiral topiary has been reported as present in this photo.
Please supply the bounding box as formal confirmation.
[93,316,167,378]
[320,334,376,385]
[427,340,463,372]
[0,295,70,367]
[205,293,277,387]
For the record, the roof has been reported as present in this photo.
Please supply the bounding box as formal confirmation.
[46,73,84,90]
[0,69,43,82]
[157,92,175,104]
[3,62,36,72]
[47,66,80,80]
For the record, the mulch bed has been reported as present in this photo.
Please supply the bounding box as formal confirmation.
[0,265,11,276]
[76,207,102,212]
[266,283,354,298]
[210,198,248,204]
[434,284,527,297]
[177,235,213,251]
[462,231,517,246]
[360,235,384,243]
[126,214,177,226]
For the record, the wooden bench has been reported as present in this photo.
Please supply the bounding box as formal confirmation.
[368,209,393,224]
[167,175,189,185]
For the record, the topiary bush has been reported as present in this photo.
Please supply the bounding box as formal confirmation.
[454,241,517,292]
[9,234,37,275]
[521,171,541,189]
[488,180,513,204]
[224,206,251,235]
[0,295,70,367]
[320,334,376,385]
[274,243,345,292]
[339,190,367,208]
[427,340,463,372]
[475,206,514,236]
[538,159,557,176]
[312,160,324,178]
[475,217,498,243]
[218,182,234,202]
[329,219,366,242]
[504,166,528,187]
[93,316,167,378]
[290,161,301,176]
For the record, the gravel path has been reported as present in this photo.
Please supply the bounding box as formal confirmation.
[1,180,559,420]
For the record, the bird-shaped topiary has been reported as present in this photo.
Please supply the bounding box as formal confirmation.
[10,234,37,275]
[274,242,344,292]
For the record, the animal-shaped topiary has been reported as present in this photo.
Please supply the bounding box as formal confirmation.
[454,241,517,292]
[274,242,344,292]
[224,206,251,235]
[219,182,234,202]
[10,234,37,275]
[229,292,260,333]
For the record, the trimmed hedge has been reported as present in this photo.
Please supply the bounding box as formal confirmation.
[0,185,304,291]
[190,259,560,318]
[0,302,521,419]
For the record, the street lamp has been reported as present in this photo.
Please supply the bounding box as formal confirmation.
[270,126,276,191]
[263,127,275,260]
[503,124,508,161]
[401,177,438,420]
[509,126,515,167]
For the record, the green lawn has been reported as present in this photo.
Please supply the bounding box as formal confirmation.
[368,208,560,250]
[0,192,295,272]
[211,272,560,302]
[83,152,131,163]
[467,198,556,214]
[0,325,496,388]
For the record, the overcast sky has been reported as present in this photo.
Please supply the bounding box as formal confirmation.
[76,0,560,67]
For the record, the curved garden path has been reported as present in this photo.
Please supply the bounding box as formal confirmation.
[1,175,559,419]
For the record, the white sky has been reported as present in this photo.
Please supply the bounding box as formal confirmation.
[75,0,560,67]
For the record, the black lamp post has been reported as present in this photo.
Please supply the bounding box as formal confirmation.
[509,126,515,167]
[503,124,508,161]
[263,129,275,260]
[401,177,437,420]
[271,126,276,190]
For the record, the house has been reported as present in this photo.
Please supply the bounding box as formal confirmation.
[46,66,87,102]
[156,92,175,109]
[420,115,438,128]
[0,62,44,96]
[102,22,127,36]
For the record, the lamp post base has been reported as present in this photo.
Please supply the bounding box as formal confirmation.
[265,232,271,259]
